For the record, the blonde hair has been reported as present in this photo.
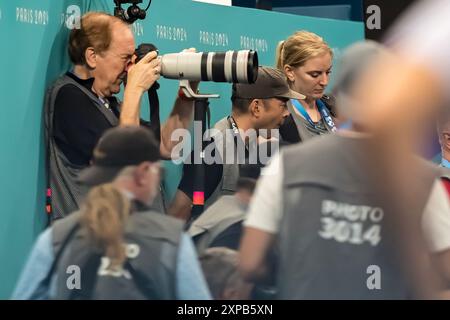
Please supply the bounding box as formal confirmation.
[80,183,131,268]
[275,30,333,70]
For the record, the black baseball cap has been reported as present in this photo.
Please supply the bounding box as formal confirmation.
[232,66,305,100]
[77,126,161,186]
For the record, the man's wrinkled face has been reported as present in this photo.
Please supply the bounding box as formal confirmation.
[94,23,135,96]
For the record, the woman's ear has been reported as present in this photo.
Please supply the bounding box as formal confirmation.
[284,65,295,82]
[85,47,97,69]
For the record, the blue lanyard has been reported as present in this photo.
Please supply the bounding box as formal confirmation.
[291,99,336,132]
[442,158,450,169]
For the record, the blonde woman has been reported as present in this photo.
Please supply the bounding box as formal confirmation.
[276,30,337,143]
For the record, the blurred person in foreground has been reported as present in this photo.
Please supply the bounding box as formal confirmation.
[239,41,450,299]
[351,0,450,297]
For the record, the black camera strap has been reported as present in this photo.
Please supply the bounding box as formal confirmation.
[135,43,161,144]
[146,82,161,144]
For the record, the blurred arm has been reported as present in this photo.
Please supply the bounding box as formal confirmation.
[239,227,275,281]
[239,154,282,281]
[11,228,54,300]
[176,233,212,299]
[168,189,193,221]
[159,96,194,159]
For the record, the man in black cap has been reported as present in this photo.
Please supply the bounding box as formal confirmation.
[12,126,211,299]
[168,66,304,222]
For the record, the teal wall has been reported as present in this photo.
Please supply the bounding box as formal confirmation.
[0,0,363,298]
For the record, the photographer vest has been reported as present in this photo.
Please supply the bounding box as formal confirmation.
[44,74,165,219]
[203,117,241,208]
[277,134,437,299]
[51,205,183,299]
[189,195,246,254]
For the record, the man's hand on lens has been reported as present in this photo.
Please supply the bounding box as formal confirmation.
[126,51,161,94]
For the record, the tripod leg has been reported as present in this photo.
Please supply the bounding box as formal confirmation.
[191,98,209,220]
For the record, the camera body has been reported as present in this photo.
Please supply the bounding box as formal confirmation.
[135,44,259,84]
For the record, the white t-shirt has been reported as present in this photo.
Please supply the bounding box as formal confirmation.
[243,152,283,234]
[421,180,450,252]
[244,152,450,253]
